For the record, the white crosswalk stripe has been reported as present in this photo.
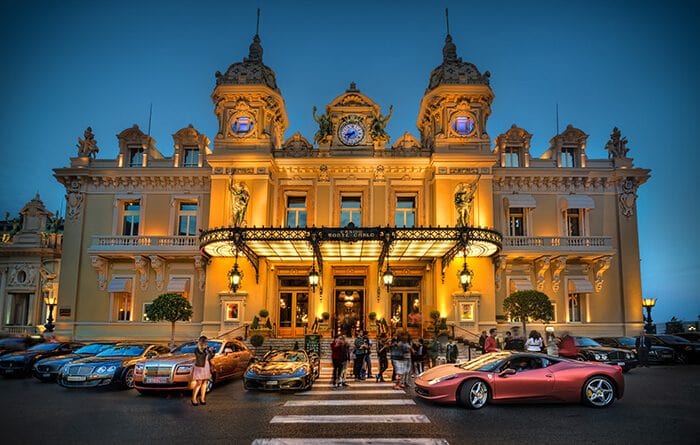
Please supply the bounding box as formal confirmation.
[284,399,415,406]
[294,389,405,395]
[252,440,449,445]
[270,414,431,424]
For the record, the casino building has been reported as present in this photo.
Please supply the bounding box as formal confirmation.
[49,31,650,342]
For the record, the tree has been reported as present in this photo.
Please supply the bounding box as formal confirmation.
[502,290,554,335]
[145,293,193,349]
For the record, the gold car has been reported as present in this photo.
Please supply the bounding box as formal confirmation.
[133,339,252,394]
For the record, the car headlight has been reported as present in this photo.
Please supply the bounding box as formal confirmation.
[594,353,608,361]
[245,368,257,377]
[107,365,117,372]
[626,352,634,359]
[96,366,107,374]
[135,363,144,371]
[428,374,457,385]
[176,365,193,375]
[290,367,307,378]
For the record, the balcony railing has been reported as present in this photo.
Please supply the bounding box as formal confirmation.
[90,235,198,254]
[503,236,613,249]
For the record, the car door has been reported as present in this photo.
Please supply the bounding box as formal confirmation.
[493,356,555,401]
[222,342,241,377]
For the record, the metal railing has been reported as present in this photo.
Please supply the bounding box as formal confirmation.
[503,236,612,248]
[3,325,39,336]
[91,235,198,248]
[450,324,482,361]
[216,323,249,341]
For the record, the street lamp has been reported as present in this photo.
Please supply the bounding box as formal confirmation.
[228,258,242,293]
[458,252,473,292]
[43,294,57,333]
[382,265,394,292]
[308,264,319,292]
[642,298,657,334]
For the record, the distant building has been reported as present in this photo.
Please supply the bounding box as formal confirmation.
[0,195,62,334]
[51,32,650,342]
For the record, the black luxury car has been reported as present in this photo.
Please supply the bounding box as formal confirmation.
[0,342,85,377]
[33,342,116,382]
[0,336,44,356]
[569,337,638,372]
[644,335,700,364]
[594,336,675,364]
[673,332,700,343]
[58,343,170,389]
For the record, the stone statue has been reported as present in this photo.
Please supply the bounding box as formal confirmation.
[229,178,250,227]
[77,127,99,158]
[312,106,332,145]
[454,177,480,227]
[370,105,394,141]
[605,127,629,159]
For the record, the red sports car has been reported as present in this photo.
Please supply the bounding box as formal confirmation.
[414,351,624,409]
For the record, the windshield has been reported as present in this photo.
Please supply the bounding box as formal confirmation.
[457,352,512,372]
[172,341,221,354]
[616,337,636,346]
[658,335,689,343]
[264,351,307,362]
[74,344,113,354]
[575,337,602,347]
[27,343,60,352]
[96,345,146,357]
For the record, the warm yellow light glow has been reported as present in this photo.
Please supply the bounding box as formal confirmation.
[43,294,57,306]
[642,298,657,308]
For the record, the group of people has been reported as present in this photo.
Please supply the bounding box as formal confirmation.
[330,331,438,390]
[478,328,555,355]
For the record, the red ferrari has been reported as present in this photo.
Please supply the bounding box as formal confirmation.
[414,351,624,409]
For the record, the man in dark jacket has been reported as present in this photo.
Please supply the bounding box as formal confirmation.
[635,331,650,367]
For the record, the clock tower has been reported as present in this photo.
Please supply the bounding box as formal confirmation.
[416,34,494,152]
[211,34,288,151]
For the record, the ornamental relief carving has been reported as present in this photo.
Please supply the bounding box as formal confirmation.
[134,256,149,291]
[88,175,210,192]
[149,256,165,291]
[64,178,85,222]
[534,256,551,291]
[618,178,639,217]
[8,264,38,288]
[90,256,108,290]
[550,256,568,292]
[593,256,613,292]
[493,175,615,193]
[193,255,208,291]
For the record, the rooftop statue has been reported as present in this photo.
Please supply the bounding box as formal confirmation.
[76,127,99,158]
[454,177,480,227]
[229,178,250,227]
[312,106,332,145]
[605,127,630,159]
[370,105,394,142]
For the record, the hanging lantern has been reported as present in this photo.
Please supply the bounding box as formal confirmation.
[308,265,319,291]
[382,266,394,291]
[459,260,473,292]
[228,261,242,292]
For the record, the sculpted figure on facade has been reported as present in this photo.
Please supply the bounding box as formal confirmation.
[454,177,479,227]
[312,106,332,145]
[605,127,629,159]
[229,178,250,227]
[619,178,638,218]
[76,127,100,158]
[370,105,393,142]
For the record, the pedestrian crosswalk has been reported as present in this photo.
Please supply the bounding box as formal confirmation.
[251,361,449,445]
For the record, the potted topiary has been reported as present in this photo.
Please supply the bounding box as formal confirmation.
[368,311,378,332]
[250,333,265,357]
[318,311,331,335]
[251,309,272,337]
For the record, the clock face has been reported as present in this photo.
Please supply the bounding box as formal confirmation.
[338,122,364,146]
[452,115,476,136]
[231,116,254,137]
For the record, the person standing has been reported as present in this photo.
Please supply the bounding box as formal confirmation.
[353,333,368,380]
[558,332,578,358]
[525,330,544,352]
[393,334,410,390]
[376,333,389,382]
[362,331,373,379]
[330,334,345,387]
[339,336,351,387]
[478,330,487,354]
[484,328,499,353]
[192,335,214,406]
[636,331,650,367]
[446,339,459,363]
[428,337,440,368]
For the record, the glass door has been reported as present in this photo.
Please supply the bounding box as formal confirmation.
[334,277,365,337]
[278,277,310,337]
[389,277,422,337]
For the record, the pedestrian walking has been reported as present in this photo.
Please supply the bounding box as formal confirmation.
[484,328,499,353]
[361,330,373,379]
[525,330,544,352]
[339,335,351,387]
[376,333,389,382]
[191,335,214,406]
[393,334,411,390]
[636,331,650,367]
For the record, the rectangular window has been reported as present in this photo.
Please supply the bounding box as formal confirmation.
[285,196,307,228]
[113,292,132,321]
[508,207,525,236]
[395,196,416,228]
[504,147,520,167]
[340,195,362,227]
[183,148,199,167]
[129,146,144,167]
[561,147,576,168]
[568,294,582,323]
[122,202,140,236]
[566,208,583,237]
[177,202,198,236]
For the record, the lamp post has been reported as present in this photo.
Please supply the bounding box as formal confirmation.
[458,251,473,293]
[308,264,319,292]
[642,298,657,334]
[382,265,394,292]
[43,294,57,333]
[228,258,242,293]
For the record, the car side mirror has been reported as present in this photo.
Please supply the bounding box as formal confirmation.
[499,368,517,377]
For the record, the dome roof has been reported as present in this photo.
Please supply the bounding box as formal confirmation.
[427,35,490,91]
[215,34,280,93]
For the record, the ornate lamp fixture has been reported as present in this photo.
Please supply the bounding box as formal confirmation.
[458,251,473,292]
[228,249,243,293]
[382,263,394,292]
[642,297,657,334]
[43,293,58,333]
[308,256,320,292]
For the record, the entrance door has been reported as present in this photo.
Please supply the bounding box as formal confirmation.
[389,277,422,338]
[334,277,365,337]
[278,290,309,337]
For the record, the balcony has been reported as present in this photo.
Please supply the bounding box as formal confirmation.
[88,235,199,258]
[502,236,615,258]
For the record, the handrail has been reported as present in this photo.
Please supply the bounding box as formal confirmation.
[450,324,480,341]
[216,323,249,340]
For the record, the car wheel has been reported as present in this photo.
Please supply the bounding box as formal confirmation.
[121,367,136,389]
[458,379,490,410]
[582,376,615,408]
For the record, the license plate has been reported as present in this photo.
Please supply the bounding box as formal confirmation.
[66,376,86,382]
[144,376,170,384]
[266,380,278,386]
[617,362,625,366]
[42,373,51,378]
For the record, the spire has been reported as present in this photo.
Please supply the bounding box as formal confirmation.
[442,34,458,63]
[247,8,263,62]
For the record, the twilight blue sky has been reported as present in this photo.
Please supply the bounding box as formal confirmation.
[1,0,698,323]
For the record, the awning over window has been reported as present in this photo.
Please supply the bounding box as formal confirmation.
[509,277,534,291]
[568,277,594,293]
[560,195,595,209]
[503,194,537,208]
[166,277,190,293]
[107,278,132,293]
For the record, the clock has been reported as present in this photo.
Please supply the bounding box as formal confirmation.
[338,122,364,146]
[452,115,476,136]
[231,116,254,136]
